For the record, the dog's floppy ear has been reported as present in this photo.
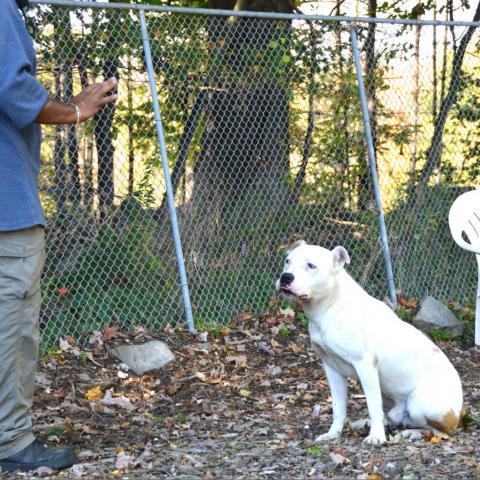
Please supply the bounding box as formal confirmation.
[286,239,306,253]
[332,246,350,271]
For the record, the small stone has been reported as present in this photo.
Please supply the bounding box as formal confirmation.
[271,366,282,376]
[78,373,92,383]
[312,461,327,472]
[112,340,175,375]
[385,462,397,473]
[35,372,52,387]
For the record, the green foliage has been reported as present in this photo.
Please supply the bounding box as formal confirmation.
[191,267,274,325]
[279,325,292,338]
[386,186,478,303]
[42,219,178,344]
[153,416,164,425]
[428,328,456,342]
[175,411,187,423]
[79,352,90,366]
[451,303,475,346]
[45,424,68,436]
[195,321,224,337]
[462,413,480,430]
[394,307,413,324]
[297,312,309,328]
[307,446,323,456]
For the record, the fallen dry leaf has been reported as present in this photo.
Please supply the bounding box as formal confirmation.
[258,342,276,356]
[225,355,247,368]
[115,450,136,469]
[85,386,103,401]
[82,424,101,436]
[234,311,253,323]
[194,371,207,382]
[101,389,134,411]
[398,296,419,310]
[288,342,303,353]
[166,383,181,395]
[265,316,279,326]
[330,451,348,465]
[102,324,121,342]
[279,307,295,317]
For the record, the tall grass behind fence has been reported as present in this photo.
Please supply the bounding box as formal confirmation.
[29,1,480,344]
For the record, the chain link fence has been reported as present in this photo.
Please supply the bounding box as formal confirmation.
[28,0,479,345]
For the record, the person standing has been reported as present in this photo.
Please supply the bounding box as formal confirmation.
[0,0,118,472]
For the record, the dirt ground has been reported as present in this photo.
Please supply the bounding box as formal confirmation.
[2,305,480,480]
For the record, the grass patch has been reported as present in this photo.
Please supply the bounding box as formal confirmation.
[394,307,414,324]
[307,446,323,456]
[428,328,457,342]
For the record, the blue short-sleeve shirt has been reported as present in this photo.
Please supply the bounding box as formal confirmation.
[0,0,49,231]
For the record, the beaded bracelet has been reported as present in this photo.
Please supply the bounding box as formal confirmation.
[69,103,81,125]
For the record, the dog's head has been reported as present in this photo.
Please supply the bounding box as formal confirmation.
[275,241,350,303]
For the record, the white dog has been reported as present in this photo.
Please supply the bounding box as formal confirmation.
[276,241,464,445]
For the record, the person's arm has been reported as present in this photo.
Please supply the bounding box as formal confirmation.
[0,0,117,128]
[35,78,118,125]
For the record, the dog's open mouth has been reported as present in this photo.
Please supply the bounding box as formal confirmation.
[280,287,295,296]
[279,288,309,302]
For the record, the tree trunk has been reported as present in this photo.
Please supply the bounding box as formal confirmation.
[52,9,68,218]
[53,69,67,217]
[293,22,317,202]
[55,8,81,205]
[432,4,438,120]
[417,0,480,189]
[94,58,118,217]
[357,0,377,211]
[159,89,208,214]
[409,22,421,187]
[191,0,293,229]
[127,61,134,197]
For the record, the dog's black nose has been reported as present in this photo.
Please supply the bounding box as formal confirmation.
[280,273,294,287]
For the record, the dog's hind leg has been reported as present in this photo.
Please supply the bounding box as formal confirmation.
[406,385,460,437]
[386,400,407,425]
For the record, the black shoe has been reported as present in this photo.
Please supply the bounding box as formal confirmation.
[0,439,78,472]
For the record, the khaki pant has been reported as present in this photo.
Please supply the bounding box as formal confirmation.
[0,227,45,458]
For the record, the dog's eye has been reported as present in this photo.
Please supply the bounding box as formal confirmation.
[285,259,290,265]
[307,263,317,270]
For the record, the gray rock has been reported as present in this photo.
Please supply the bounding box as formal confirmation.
[78,373,92,383]
[112,340,175,375]
[413,296,463,337]
[384,462,397,474]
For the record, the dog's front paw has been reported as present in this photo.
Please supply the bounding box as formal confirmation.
[314,431,342,442]
[363,432,387,446]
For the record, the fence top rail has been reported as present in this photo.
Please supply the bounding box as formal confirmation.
[29,0,480,28]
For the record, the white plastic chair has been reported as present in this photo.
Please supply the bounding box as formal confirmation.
[448,188,480,345]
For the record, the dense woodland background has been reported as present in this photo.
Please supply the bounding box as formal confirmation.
[30,0,480,343]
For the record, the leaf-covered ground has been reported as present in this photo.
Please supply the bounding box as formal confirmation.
[2,304,480,480]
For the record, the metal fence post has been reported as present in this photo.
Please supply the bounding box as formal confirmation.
[350,24,397,306]
[138,9,195,332]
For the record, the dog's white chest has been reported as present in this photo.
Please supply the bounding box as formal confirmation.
[308,322,357,379]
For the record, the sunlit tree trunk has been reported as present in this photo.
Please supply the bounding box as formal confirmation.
[417,0,480,189]
[191,0,293,224]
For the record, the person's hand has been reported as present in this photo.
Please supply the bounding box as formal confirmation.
[72,77,118,122]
